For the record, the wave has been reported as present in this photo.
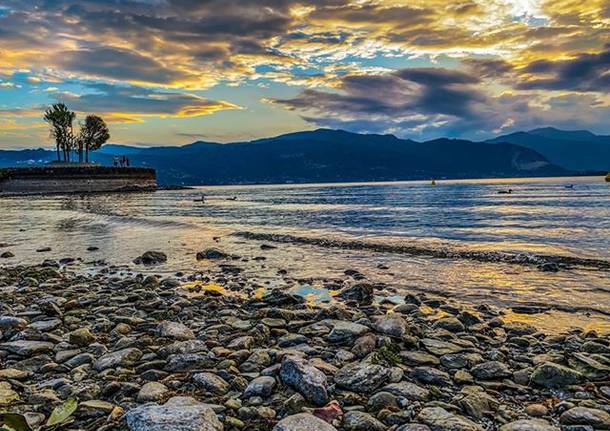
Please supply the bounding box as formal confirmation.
[234,231,610,271]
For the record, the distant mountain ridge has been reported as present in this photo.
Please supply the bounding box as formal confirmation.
[0,128,593,185]
[487,127,610,171]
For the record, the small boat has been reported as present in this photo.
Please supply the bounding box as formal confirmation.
[564,184,574,189]
[498,189,513,194]
[226,196,237,201]
[606,173,610,182]
[193,195,205,203]
[431,179,437,186]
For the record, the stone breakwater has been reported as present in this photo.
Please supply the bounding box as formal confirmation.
[0,166,157,195]
[0,258,609,431]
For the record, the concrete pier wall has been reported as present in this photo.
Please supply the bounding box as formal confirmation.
[0,166,157,195]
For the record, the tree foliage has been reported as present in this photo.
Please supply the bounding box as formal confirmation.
[78,115,110,163]
[43,105,109,163]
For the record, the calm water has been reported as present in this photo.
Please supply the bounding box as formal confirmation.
[1,176,609,333]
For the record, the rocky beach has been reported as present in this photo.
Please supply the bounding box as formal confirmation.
[1,245,609,431]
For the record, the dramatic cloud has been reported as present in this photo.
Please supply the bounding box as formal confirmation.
[518,46,610,91]
[0,0,609,147]
[53,83,240,121]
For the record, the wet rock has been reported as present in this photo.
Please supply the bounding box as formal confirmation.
[137,382,170,402]
[0,251,14,258]
[68,327,96,346]
[417,407,483,431]
[0,382,19,406]
[411,366,451,385]
[244,376,276,398]
[125,396,222,431]
[0,316,28,331]
[196,248,228,260]
[559,407,610,429]
[338,283,373,303]
[375,315,408,338]
[272,413,338,431]
[525,404,548,417]
[94,347,143,371]
[335,362,391,393]
[382,381,430,401]
[193,372,230,395]
[396,425,432,431]
[0,340,54,356]
[530,362,583,388]
[499,419,559,431]
[470,361,512,380]
[328,321,370,343]
[280,356,329,406]
[157,321,195,341]
[133,251,167,265]
[421,338,463,356]
[433,317,465,333]
[343,411,387,431]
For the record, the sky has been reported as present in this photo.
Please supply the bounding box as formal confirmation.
[0,0,609,149]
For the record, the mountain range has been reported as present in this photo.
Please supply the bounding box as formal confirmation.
[1,127,608,185]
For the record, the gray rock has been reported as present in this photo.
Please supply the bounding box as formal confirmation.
[244,376,276,398]
[157,321,195,341]
[272,413,337,431]
[343,410,387,431]
[499,419,559,431]
[382,381,430,401]
[165,354,213,372]
[125,396,222,431]
[196,248,228,260]
[470,361,511,380]
[193,372,230,395]
[411,366,451,385]
[433,317,465,333]
[421,338,463,356]
[280,356,328,406]
[396,425,432,431]
[458,390,500,419]
[0,340,54,356]
[560,407,610,429]
[335,362,391,393]
[94,348,143,371]
[328,321,370,343]
[338,283,373,303]
[0,316,28,331]
[137,382,169,402]
[530,362,583,388]
[133,251,167,265]
[417,407,483,431]
[375,315,408,338]
[68,327,96,346]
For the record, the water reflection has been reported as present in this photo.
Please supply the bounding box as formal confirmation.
[1,176,608,333]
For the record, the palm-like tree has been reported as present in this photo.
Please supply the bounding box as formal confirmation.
[43,103,76,162]
[79,115,110,163]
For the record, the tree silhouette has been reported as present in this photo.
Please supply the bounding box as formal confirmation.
[79,115,110,163]
[43,103,76,162]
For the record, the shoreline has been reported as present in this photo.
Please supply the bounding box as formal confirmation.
[1,256,609,431]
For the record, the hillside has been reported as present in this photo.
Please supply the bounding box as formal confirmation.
[487,127,610,171]
[0,129,567,185]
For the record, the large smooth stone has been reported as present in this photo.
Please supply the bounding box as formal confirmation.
[126,396,222,431]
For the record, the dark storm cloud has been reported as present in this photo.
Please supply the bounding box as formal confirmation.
[53,83,237,117]
[57,47,193,84]
[272,67,488,126]
[518,47,610,91]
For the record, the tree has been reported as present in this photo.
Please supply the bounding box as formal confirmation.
[79,115,110,163]
[43,103,76,162]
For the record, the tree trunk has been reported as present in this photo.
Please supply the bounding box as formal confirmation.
[85,145,89,163]
[56,143,61,162]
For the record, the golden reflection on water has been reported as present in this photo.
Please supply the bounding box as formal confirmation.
[503,310,610,335]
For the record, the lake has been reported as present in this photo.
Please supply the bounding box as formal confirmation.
[1,176,609,333]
